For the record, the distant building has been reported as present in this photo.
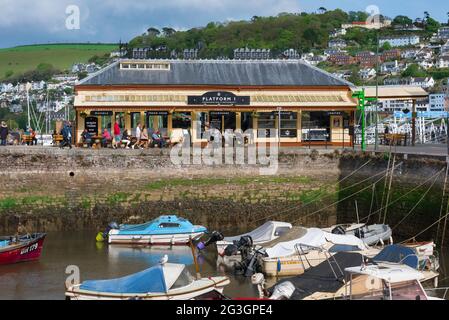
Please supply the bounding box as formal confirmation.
[233,48,271,60]
[110,50,127,58]
[401,48,420,59]
[132,47,150,59]
[358,68,376,80]
[381,49,401,61]
[328,39,347,49]
[329,28,347,38]
[356,51,378,67]
[282,49,301,59]
[441,40,449,55]
[183,49,198,60]
[341,20,392,30]
[437,56,449,69]
[383,76,435,89]
[332,70,352,80]
[328,54,356,66]
[380,60,400,74]
[429,93,446,112]
[437,27,449,41]
[379,35,420,47]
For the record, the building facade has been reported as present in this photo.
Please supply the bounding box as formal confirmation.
[379,35,420,47]
[74,60,357,147]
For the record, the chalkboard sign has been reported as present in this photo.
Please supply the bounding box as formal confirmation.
[209,114,222,130]
[85,117,98,134]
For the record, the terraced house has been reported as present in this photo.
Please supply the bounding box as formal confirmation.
[74,59,358,147]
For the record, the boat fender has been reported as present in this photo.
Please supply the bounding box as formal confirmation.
[277,259,282,273]
[95,232,104,242]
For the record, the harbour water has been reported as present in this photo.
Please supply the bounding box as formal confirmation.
[1,230,449,300]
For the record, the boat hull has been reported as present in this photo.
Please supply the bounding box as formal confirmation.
[65,277,230,300]
[0,234,46,265]
[108,231,205,245]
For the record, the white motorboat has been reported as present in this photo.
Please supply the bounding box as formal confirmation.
[322,223,393,246]
[215,221,292,256]
[65,256,230,300]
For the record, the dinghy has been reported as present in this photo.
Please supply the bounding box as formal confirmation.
[322,223,393,246]
[107,215,207,245]
[0,233,46,265]
[65,257,230,300]
[214,221,292,255]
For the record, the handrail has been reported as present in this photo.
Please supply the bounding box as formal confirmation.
[424,287,449,300]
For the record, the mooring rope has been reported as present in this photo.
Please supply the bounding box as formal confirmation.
[382,154,397,224]
[361,167,444,224]
[437,163,449,244]
[250,159,374,223]
[391,168,443,231]
[292,173,389,225]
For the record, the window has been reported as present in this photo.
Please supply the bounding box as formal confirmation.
[257,112,275,138]
[172,112,192,129]
[170,268,195,290]
[274,227,291,237]
[280,112,297,138]
[158,223,181,228]
[301,112,330,142]
[241,112,253,132]
[195,112,209,139]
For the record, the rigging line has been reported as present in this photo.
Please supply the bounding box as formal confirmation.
[400,208,449,244]
[436,163,449,242]
[441,181,449,248]
[293,173,388,225]
[391,169,443,231]
[251,162,388,224]
[368,182,376,223]
[379,145,393,223]
[360,168,445,223]
[382,154,397,224]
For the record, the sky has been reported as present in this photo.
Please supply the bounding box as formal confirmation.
[0,0,448,48]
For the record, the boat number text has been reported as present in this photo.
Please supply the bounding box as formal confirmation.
[20,243,38,255]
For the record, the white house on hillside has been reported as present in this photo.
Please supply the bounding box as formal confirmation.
[379,35,420,47]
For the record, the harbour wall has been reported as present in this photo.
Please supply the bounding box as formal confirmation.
[0,147,448,243]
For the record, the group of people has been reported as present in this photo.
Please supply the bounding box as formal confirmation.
[80,121,167,149]
[0,121,39,146]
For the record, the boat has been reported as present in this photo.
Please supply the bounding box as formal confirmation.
[65,256,230,300]
[253,251,442,300]
[343,264,442,300]
[214,221,292,256]
[0,233,46,265]
[260,227,378,277]
[322,223,393,246]
[107,215,207,245]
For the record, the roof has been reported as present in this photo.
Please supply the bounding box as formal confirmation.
[358,85,429,101]
[345,263,424,283]
[77,59,354,88]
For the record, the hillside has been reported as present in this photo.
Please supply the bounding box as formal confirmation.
[0,43,117,81]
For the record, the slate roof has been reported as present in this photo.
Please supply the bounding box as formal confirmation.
[78,59,353,88]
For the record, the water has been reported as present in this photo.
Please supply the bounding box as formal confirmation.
[0,231,259,300]
[1,231,449,300]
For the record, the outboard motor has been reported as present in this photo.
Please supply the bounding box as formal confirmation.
[269,281,296,300]
[197,231,224,251]
[96,222,119,242]
[331,225,346,235]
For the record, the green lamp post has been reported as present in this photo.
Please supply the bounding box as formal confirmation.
[352,89,377,152]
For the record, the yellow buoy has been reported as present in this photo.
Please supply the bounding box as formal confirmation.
[96,232,105,242]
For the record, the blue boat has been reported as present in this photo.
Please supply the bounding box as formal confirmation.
[107,215,207,245]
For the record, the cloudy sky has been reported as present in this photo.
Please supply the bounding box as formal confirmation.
[0,0,448,48]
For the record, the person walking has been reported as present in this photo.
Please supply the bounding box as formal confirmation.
[60,122,72,149]
[0,121,8,146]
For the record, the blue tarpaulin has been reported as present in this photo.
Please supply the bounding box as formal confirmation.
[0,240,9,248]
[373,244,418,269]
[79,265,167,294]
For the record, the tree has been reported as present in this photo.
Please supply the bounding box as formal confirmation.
[318,7,327,14]
[147,27,160,37]
[162,27,176,37]
[402,64,426,78]
[381,41,392,52]
[425,17,440,33]
[392,15,413,26]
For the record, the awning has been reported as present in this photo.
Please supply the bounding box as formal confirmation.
[357,86,428,101]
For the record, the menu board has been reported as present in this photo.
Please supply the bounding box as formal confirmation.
[85,117,98,134]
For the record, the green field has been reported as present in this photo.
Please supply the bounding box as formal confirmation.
[0,43,118,80]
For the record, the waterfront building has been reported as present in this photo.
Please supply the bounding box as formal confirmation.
[429,93,446,112]
[74,59,358,147]
[379,35,420,47]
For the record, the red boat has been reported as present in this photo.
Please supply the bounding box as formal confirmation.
[0,233,46,265]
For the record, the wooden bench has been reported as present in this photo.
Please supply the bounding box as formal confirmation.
[52,135,63,146]
[22,135,33,145]
[383,133,407,146]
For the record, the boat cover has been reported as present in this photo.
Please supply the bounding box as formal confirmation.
[79,263,184,294]
[265,228,368,258]
[223,221,290,243]
[373,245,419,269]
[0,240,9,248]
[268,252,363,300]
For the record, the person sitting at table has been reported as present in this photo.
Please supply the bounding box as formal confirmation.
[139,125,149,148]
[151,130,166,148]
[121,129,132,149]
[81,129,92,147]
[102,128,112,148]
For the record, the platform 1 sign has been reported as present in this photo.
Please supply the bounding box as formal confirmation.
[188,91,250,105]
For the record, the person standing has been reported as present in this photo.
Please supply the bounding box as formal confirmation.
[113,120,121,149]
[134,123,142,149]
[0,121,8,146]
[60,122,72,149]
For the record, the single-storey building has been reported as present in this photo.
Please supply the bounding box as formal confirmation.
[74,59,358,147]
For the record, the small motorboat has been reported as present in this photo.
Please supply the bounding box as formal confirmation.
[260,228,378,277]
[65,256,230,300]
[0,233,46,265]
[213,221,292,256]
[106,215,207,245]
[322,223,393,246]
